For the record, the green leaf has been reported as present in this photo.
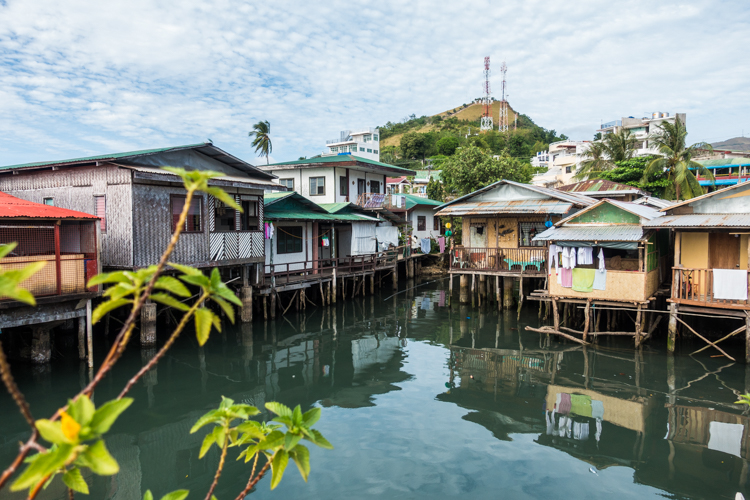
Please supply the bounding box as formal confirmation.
[241,444,261,463]
[167,262,203,277]
[205,187,241,211]
[63,467,89,494]
[11,444,75,492]
[266,402,293,419]
[68,395,96,428]
[144,491,154,500]
[228,404,259,420]
[211,296,235,324]
[199,432,216,459]
[154,275,191,297]
[270,449,289,490]
[89,398,133,436]
[306,429,333,449]
[0,242,17,258]
[210,268,222,289]
[212,425,226,450]
[259,430,285,450]
[289,444,310,482]
[194,308,213,346]
[190,409,222,433]
[92,298,132,324]
[292,405,303,426]
[150,292,190,312]
[87,271,131,287]
[214,284,242,306]
[284,432,301,451]
[179,274,212,289]
[103,282,136,301]
[236,421,265,439]
[77,439,119,476]
[302,407,321,428]
[219,396,235,410]
[36,419,71,445]
[160,490,190,500]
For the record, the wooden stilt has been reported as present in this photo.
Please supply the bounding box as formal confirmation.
[263,295,268,320]
[635,304,642,348]
[667,302,677,352]
[517,278,524,320]
[524,325,589,345]
[86,300,93,369]
[692,325,745,356]
[746,311,750,364]
[471,274,476,308]
[582,299,591,343]
[676,316,735,361]
[270,292,277,320]
[496,276,501,311]
[552,299,559,332]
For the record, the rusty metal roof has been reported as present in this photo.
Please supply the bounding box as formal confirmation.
[557,179,648,196]
[436,180,596,212]
[0,192,98,219]
[534,225,646,242]
[643,214,750,228]
[435,199,574,216]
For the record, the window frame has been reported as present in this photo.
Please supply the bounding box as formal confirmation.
[417,216,426,231]
[170,194,203,233]
[433,217,440,231]
[339,176,348,197]
[279,178,294,190]
[240,199,261,232]
[276,225,304,254]
[310,176,326,196]
[43,197,54,206]
[370,180,380,193]
[94,195,107,233]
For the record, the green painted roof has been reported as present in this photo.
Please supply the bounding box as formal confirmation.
[0,143,209,171]
[317,202,351,213]
[264,154,416,174]
[695,158,750,168]
[263,193,375,222]
[402,194,443,210]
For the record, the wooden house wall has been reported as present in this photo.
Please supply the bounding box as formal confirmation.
[0,165,133,268]
[461,216,553,248]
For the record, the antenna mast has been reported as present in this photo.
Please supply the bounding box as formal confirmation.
[499,61,508,132]
[480,57,493,131]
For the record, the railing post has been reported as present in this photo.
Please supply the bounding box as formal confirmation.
[54,223,61,295]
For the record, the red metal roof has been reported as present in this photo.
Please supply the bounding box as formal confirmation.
[0,192,98,219]
[387,176,409,183]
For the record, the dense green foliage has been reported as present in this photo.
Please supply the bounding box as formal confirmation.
[426,177,445,202]
[576,129,639,180]
[597,157,670,198]
[436,136,459,156]
[441,146,533,197]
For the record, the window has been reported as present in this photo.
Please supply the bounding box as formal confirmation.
[43,198,54,206]
[373,134,379,141]
[519,222,547,247]
[330,146,338,153]
[370,180,380,193]
[277,226,303,254]
[417,216,426,231]
[433,217,440,231]
[339,176,348,196]
[171,195,202,233]
[240,200,260,231]
[214,199,236,231]
[364,134,371,142]
[350,145,357,152]
[94,196,106,233]
[279,178,294,190]
[359,147,365,152]
[374,150,379,155]
[367,149,372,153]
[565,166,572,174]
[310,177,325,196]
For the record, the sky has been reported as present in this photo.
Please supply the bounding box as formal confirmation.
[0,0,748,166]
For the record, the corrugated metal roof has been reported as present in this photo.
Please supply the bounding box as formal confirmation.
[317,202,351,213]
[632,196,675,209]
[557,179,646,194]
[643,214,750,228]
[436,180,596,211]
[605,199,664,220]
[402,194,443,209]
[263,155,416,174]
[660,182,750,211]
[125,165,281,188]
[0,192,98,219]
[534,225,646,242]
[264,210,374,222]
[435,199,574,216]
[695,158,750,168]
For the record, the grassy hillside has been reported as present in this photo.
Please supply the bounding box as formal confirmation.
[712,137,750,152]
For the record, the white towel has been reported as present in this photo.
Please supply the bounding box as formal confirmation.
[561,247,570,269]
[598,248,606,271]
[713,269,748,301]
[549,244,559,274]
[570,247,576,268]
[578,247,593,265]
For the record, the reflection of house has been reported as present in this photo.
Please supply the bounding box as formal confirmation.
[534,199,667,303]
[436,180,595,277]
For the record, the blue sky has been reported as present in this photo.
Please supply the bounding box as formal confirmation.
[1,0,748,166]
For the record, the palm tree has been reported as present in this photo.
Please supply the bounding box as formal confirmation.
[574,129,638,180]
[642,120,714,200]
[248,121,272,164]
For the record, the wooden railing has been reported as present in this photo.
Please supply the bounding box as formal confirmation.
[450,247,547,274]
[672,267,750,308]
[266,251,398,286]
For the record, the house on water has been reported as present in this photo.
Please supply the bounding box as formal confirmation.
[0,192,101,365]
[433,180,595,306]
[642,181,750,359]
[532,199,668,345]
[0,143,282,339]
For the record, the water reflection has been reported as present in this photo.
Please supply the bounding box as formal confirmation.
[2,283,750,499]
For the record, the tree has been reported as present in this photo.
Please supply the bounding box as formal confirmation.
[426,176,445,202]
[468,135,489,150]
[575,129,640,180]
[597,156,670,198]
[593,132,602,141]
[400,132,428,160]
[507,134,529,158]
[436,136,460,156]
[605,128,638,162]
[441,146,533,196]
[531,140,548,155]
[642,120,714,200]
[249,120,272,165]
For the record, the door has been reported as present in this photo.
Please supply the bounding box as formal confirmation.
[709,233,740,269]
[469,224,488,267]
[357,179,366,195]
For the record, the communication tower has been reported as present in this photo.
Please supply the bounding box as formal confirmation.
[480,57,493,131]
[499,61,508,132]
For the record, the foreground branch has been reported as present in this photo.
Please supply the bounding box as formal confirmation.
[205,435,228,500]
[0,341,34,427]
[234,460,271,500]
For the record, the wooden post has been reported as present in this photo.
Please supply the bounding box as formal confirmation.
[479,274,486,306]
[517,278,524,320]
[78,316,86,360]
[503,276,513,310]
[140,300,156,346]
[241,286,253,323]
[270,291,277,320]
[635,304,643,348]
[332,269,338,304]
[667,302,678,352]
[460,274,470,304]
[370,274,375,295]
[471,274,476,308]
[300,289,306,311]
[552,299,559,332]
[582,299,591,343]
[496,276,501,311]
[263,295,268,320]
[745,311,750,364]
[674,232,682,267]
[86,299,93,369]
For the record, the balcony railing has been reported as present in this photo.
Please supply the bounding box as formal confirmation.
[265,251,397,286]
[450,247,547,274]
[672,267,750,308]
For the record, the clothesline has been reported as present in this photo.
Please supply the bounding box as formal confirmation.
[274,227,332,241]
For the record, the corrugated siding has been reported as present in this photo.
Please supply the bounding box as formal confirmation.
[534,225,645,241]
[643,214,750,228]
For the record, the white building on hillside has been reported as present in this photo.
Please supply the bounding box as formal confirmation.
[324,128,380,162]
[598,112,686,156]
[531,140,590,188]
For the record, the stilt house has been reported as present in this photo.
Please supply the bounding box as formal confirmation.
[434,180,595,277]
[0,144,280,282]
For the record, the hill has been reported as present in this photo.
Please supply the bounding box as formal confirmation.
[711,137,750,152]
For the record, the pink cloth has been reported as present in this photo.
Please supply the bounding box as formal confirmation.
[558,393,572,414]
[438,237,446,253]
[560,267,573,288]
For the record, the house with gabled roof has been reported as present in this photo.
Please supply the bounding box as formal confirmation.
[557,179,649,202]
[0,143,280,276]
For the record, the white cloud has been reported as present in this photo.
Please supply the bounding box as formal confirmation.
[0,0,748,166]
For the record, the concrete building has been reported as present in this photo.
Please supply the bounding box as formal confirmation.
[324,128,380,162]
[598,112,686,156]
[531,141,591,188]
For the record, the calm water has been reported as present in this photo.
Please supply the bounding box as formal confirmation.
[3,279,750,499]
